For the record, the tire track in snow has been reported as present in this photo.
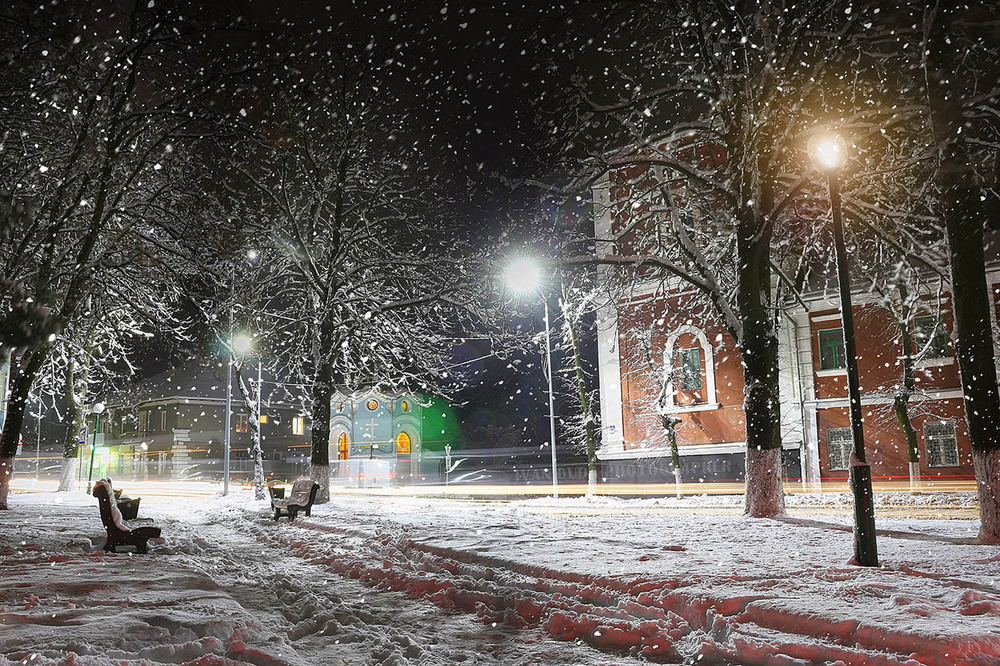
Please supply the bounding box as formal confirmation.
[249,516,997,666]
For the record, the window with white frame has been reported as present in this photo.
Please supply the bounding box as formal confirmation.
[160,410,168,432]
[663,325,717,410]
[818,328,847,370]
[924,420,959,467]
[827,427,853,471]
[292,416,305,436]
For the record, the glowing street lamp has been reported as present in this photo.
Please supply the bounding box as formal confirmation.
[85,401,106,494]
[232,334,253,356]
[506,258,542,293]
[505,257,560,499]
[810,131,879,567]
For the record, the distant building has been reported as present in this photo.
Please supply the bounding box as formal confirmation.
[83,362,311,483]
[329,390,458,487]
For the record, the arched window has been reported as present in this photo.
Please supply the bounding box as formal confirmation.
[367,399,379,411]
[396,431,411,454]
[338,432,349,460]
[663,325,718,411]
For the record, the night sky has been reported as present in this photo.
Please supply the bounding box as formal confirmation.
[242,1,566,178]
[234,1,595,456]
[19,0,595,458]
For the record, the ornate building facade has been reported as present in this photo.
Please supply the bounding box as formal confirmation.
[593,174,996,488]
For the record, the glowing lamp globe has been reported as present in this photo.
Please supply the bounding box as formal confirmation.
[505,258,541,293]
[810,133,846,171]
[91,402,106,415]
[232,334,253,356]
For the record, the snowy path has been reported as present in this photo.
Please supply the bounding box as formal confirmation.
[2,490,1000,665]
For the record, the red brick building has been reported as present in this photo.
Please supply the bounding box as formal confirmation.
[593,174,998,488]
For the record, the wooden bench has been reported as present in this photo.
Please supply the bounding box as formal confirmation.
[271,479,320,521]
[93,478,162,554]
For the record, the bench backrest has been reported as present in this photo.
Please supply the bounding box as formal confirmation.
[288,478,314,503]
[93,478,128,532]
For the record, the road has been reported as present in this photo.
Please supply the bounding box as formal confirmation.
[11,477,980,520]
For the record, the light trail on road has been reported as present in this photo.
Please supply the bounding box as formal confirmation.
[10,478,980,520]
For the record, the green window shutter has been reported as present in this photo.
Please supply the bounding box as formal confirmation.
[677,348,702,390]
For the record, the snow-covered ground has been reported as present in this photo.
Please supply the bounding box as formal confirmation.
[2,488,999,665]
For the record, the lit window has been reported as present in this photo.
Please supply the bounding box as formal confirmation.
[819,328,846,370]
[338,432,349,460]
[827,427,853,471]
[367,399,379,411]
[925,420,959,467]
[259,414,268,424]
[676,348,702,390]
[396,431,411,454]
[913,316,948,358]
[235,414,248,433]
[400,400,409,412]
[292,416,305,436]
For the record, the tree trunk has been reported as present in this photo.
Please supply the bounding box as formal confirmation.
[893,394,921,492]
[562,287,599,496]
[58,354,89,492]
[737,224,786,518]
[0,349,46,509]
[234,364,266,500]
[893,284,921,493]
[944,177,1000,543]
[309,357,334,504]
[927,15,1000,543]
[661,414,683,499]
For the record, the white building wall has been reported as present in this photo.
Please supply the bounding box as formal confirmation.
[592,174,625,456]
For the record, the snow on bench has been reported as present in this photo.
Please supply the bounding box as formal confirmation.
[270,479,319,522]
[93,478,162,554]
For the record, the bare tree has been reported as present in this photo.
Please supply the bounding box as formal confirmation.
[556,280,600,495]
[0,1,247,508]
[547,1,895,516]
[229,29,491,502]
[921,3,1000,543]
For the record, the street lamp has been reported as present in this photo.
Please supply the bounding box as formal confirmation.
[810,132,879,567]
[505,257,560,499]
[85,401,106,494]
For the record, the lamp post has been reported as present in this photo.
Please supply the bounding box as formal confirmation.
[810,132,879,567]
[85,401,106,494]
[506,258,560,499]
